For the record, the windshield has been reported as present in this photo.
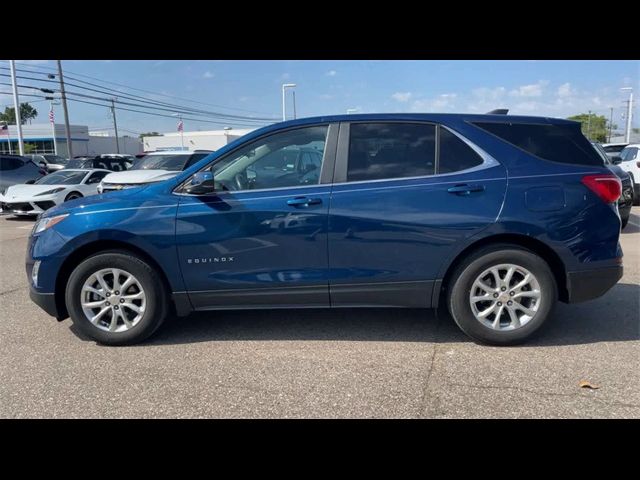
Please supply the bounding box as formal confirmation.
[43,155,68,165]
[130,154,188,171]
[35,170,86,185]
[66,159,89,169]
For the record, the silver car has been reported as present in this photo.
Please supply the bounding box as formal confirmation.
[27,154,69,173]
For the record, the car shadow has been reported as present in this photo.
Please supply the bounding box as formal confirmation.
[3,216,36,222]
[144,283,639,348]
[622,221,639,234]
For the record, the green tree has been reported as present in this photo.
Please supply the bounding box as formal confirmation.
[139,131,161,138]
[567,113,614,142]
[0,103,39,125]
[23,143,37,154]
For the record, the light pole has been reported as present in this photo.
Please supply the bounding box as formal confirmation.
[621,87,633,144]
[57,60,73,158]
[282,83,296,121]
[9,60,25,156]
[608,107,613,143]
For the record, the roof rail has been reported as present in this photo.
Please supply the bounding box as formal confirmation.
[486,109,509,115]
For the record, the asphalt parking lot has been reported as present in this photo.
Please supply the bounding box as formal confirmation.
[0,211,638,418]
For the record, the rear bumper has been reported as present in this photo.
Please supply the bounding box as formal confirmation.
[566,265,623,303]
[29,287,64,319]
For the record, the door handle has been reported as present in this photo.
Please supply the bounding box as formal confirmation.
[287,197,322,207]
[447,184,485,195]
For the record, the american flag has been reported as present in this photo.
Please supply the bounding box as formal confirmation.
[49,108,55,124]
[177,119,184,132]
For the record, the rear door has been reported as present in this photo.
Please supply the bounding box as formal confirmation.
[327,122,507,307]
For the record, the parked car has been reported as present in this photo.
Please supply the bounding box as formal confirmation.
[601,142,628,159]
[27,154,69,173]
[0,155,47,209]
[97,150,213,193]
[614,144,640,205]
[27,114,623,346]
[65,155,129,172]
[1,169,110,216]
[591,142,634,227]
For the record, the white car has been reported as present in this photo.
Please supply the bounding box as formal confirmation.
[98,150,212,193]
[616,144,640,205]
[0,169,111,216]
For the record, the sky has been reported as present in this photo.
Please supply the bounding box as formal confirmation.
[0,60,638,137]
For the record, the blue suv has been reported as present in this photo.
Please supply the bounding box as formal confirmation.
[26,114,624,345]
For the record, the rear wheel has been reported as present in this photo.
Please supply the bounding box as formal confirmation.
[447,245,557,345]
[65,250,169,345]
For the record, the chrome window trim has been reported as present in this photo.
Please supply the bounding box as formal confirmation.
[175,182,330,197]
[172,124,334,197]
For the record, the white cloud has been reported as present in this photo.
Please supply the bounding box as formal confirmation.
[281,73,291,80]
[319,94,334,100]
[391,92,412,102]
[203,71,215,79]
[557,82,574,98]
[410,93,458,112]
[325,70,337,77]
[509,80,549,98]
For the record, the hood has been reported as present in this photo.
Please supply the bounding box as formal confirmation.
[3,184,70,199]
[102,169,180,185]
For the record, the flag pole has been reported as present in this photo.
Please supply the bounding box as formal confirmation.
[50,101,58,156]
[180,114,184,150]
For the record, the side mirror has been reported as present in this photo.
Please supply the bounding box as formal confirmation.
[39,161,47,169]
[612,156,622,165]
[185,171,215,195]
[25,179,36,185]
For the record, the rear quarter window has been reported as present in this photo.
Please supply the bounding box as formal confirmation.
[473,122,603,166]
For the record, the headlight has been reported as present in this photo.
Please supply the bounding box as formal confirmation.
[35,187,66,196]
[32,214,69,234]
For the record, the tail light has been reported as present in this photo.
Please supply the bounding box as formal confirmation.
[581,174,622,203]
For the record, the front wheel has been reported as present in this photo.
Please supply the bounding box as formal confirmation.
[65,250,169,345]
[447,245,557,345]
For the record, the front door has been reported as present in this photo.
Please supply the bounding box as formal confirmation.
[328,122,507,307]
[175,124,337,309]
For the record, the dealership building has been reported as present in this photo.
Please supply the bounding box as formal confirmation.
[0,123,142,157]
[141,128,255,152]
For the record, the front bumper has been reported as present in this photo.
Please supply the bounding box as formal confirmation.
[3,197,56,216]
[29,287,64,319]
[566,265,623,303]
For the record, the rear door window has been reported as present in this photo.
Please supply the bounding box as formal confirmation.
[473,121,603,166]
[347,123,436,181]
[621,147,638,161]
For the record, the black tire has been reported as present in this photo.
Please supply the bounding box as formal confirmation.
[65,192,83,202]
[621,212,630,229]
[447,244,557,346]
[65,250,169,345]
[629,174,640,206]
